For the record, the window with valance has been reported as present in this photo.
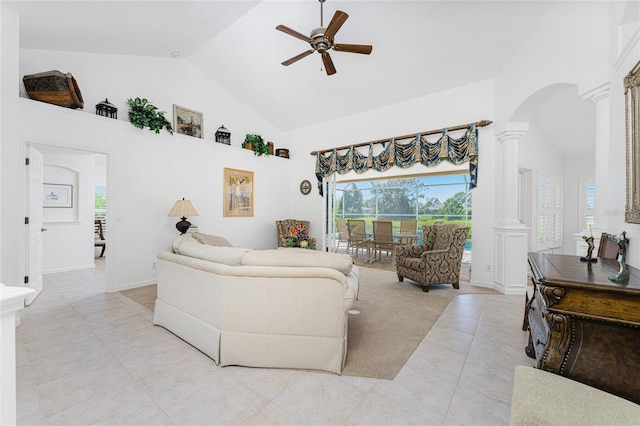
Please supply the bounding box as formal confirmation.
[315,123,481,189]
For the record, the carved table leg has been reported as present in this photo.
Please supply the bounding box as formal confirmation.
[539,313,571,373]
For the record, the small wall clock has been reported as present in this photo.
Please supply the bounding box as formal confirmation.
[300,179,312,195]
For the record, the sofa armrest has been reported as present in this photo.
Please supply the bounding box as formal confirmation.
[396,244,427,258]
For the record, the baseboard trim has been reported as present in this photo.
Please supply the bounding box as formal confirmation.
[44,264,94,275]
[109,279,156,293]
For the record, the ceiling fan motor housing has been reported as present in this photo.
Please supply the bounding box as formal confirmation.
[310,28,332,53]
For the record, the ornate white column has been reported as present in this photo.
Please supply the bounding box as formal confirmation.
[590,84,610,228]
[589,84,610,232]
[494,123,529,295]
[573,84,610,255]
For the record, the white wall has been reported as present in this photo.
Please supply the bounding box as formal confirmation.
[283,79,497,287]
[495,1,610,128]
[605,2,640,267]
[19,49,287,150]
[1,7,22,287]
[3,1,635,293]
[563,157,596,254]
[16,100,293,291]
[490,1,613,278]
[518,123,569,253]
[1,37,296,292]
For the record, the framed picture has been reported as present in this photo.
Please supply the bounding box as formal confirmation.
[173,104,203,138]
[625,59,640,223]
[43,183,73,208]
[223,168,254,217]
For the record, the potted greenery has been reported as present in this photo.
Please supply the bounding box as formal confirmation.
[242,133,270,156]
[126,97,173,134]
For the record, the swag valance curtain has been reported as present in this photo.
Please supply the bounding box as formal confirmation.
[315,124,480,188]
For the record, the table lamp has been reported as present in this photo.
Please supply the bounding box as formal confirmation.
[168,198,198,234]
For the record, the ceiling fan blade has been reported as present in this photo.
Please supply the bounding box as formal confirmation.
[333,44,373,55]
[322,52,337,76]
[324,10,349,39]
[276,25,311,43]
[282,50,314,66]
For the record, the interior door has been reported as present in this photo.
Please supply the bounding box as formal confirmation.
[25,145,44,305]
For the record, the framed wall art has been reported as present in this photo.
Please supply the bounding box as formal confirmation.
[173,104,203,138]
[223,168,254,217]
[43,183,73,208]
[625,59,640,223]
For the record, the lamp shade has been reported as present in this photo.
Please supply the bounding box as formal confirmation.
[168,198,198,234]
[168,198,198,217]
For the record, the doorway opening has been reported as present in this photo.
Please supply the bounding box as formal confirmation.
[25,144,109,304]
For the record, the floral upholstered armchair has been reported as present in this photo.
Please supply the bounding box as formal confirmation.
[276,219,316,250]
[395,223,469,292]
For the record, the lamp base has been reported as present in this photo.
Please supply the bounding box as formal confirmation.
[176,217,192,234]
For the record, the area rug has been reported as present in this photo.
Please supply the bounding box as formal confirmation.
[341,266,495,379]
[119,265,496,380]
[120,284,156,311]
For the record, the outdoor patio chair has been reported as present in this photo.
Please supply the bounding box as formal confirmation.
[372,220,398,264]
[335,218,350,253]
[347,219,369,258]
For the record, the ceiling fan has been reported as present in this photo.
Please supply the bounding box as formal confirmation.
[275,0,373,76]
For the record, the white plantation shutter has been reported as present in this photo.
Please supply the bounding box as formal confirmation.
[552,180,563,248]
[537,172,562,251]
[585,182,596,227]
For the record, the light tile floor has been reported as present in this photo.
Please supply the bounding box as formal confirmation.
[16,260,533,425]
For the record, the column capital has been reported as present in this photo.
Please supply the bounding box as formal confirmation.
[582,83,609,103]
[496,122,529,143]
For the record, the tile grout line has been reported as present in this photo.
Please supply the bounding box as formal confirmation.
[441,300,484,425]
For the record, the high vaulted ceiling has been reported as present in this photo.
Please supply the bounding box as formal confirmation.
[4,0,597,156]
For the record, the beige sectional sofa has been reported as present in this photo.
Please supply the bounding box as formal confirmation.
[153,234,359,374]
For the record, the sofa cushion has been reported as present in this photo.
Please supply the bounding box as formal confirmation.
[192,233,233,247]
[178,240,251,266]
[242,249,353,275]
[172,234,196,254]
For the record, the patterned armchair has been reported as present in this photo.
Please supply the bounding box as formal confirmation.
[396,223,469,292]
[276,219,316,250]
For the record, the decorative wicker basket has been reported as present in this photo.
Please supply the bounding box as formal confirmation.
[23,70,84,109]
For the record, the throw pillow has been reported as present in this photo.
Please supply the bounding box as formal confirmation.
[192,233,233,247]
[172,234,196,254]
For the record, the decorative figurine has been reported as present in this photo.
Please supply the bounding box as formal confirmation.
[608,231,630,282]
[580,231,597,263]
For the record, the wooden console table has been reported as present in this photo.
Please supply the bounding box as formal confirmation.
[526,252,640,404]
